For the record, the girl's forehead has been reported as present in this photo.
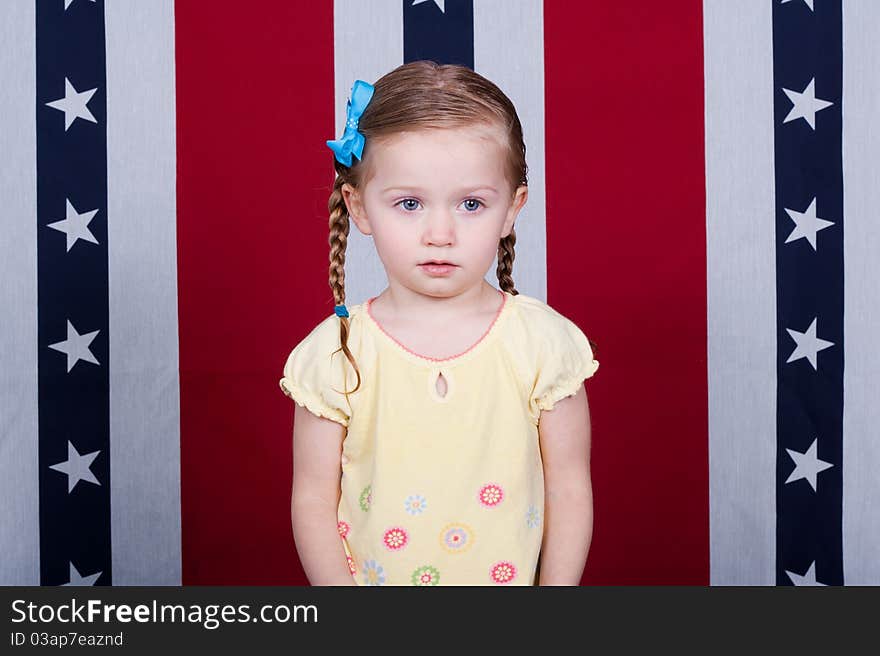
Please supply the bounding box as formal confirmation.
[365,126,508,182]
[376,124,505,151]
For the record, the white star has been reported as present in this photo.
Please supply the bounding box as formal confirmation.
[785,318,834,370]
[45,77,98,131]
[782,78,833,130]
[784,198,834,250]
[61,562,102,586]
[781,0,814,11]
[48,320,101,372]
[49,441,101,493]
[412,0,445,12]
[785,438,834,491]
[785,561,826,586]
[64,0,97,10]
[47,199,100,252]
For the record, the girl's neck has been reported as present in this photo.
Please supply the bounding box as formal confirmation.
[371,281,500,325]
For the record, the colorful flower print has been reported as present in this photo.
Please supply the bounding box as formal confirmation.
[359,484,372,512]
[337,520,350,538]
[411,565,440,586]
[526,505,541,529]
[382,526,409,551]
[439,524,474,554]
[478,483,504,508]
[347,556,356,575]
[490,561,517,584]
[363,560,385,586]
[404,494,427,516]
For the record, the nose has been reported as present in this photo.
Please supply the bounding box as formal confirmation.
[422,208,456,246]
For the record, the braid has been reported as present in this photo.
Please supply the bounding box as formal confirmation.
[496,228,518,295]
[328,174,362,402]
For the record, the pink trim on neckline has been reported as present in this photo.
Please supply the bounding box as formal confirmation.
[365,290,508,363]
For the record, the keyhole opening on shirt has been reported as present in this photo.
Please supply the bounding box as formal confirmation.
[434,372,448,398]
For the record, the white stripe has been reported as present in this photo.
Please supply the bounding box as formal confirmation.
[704,1,777,585]
[0,1,39,585]
[333,0,403,306]
[842,0,880,585]
[105,1,181,584]
[474,0,547,299]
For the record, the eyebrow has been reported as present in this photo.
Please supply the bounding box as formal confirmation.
[380,186,500,195]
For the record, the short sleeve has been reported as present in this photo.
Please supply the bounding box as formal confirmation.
[279,316,352,428]
[528,313,599,420]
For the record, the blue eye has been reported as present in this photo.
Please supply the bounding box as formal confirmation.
[461,199,483,212]
[397,198,421,211]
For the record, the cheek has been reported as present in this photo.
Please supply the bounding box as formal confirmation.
[466,211,509,241]
[459,226,505,262]
[371,227,411,264]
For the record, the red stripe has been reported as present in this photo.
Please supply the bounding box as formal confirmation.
[176,1,334,584]
[544,1,709,584]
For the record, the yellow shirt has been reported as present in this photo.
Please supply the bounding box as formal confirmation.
[279,289,599,586]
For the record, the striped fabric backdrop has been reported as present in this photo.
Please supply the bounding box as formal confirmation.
[1,0,877,586]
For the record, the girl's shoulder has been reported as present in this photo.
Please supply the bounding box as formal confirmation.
[283,300,374,373]
[297,300,370,346]
[279,301,372,426]
[505,291,582,333]
[501,291,598,368]
[504,292,600,421]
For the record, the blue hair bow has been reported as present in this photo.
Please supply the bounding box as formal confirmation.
[326,80,375,166]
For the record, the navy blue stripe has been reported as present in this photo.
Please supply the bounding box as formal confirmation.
[36,0,110,586]
[403,0,474,68]
[772,0,844,585]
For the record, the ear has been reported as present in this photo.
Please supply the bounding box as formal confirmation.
[501,185,528,238]
[341,182,372,235]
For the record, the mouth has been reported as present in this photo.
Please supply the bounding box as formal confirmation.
[420,260,457,266]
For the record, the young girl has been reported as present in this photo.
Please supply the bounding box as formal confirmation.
[279,61,599,586]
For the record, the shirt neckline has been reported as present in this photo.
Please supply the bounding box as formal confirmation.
[364,289,512,366]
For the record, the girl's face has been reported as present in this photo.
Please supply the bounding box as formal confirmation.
[342,125,528,301]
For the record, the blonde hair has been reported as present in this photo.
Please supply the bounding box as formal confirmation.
[327,61,592,403]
